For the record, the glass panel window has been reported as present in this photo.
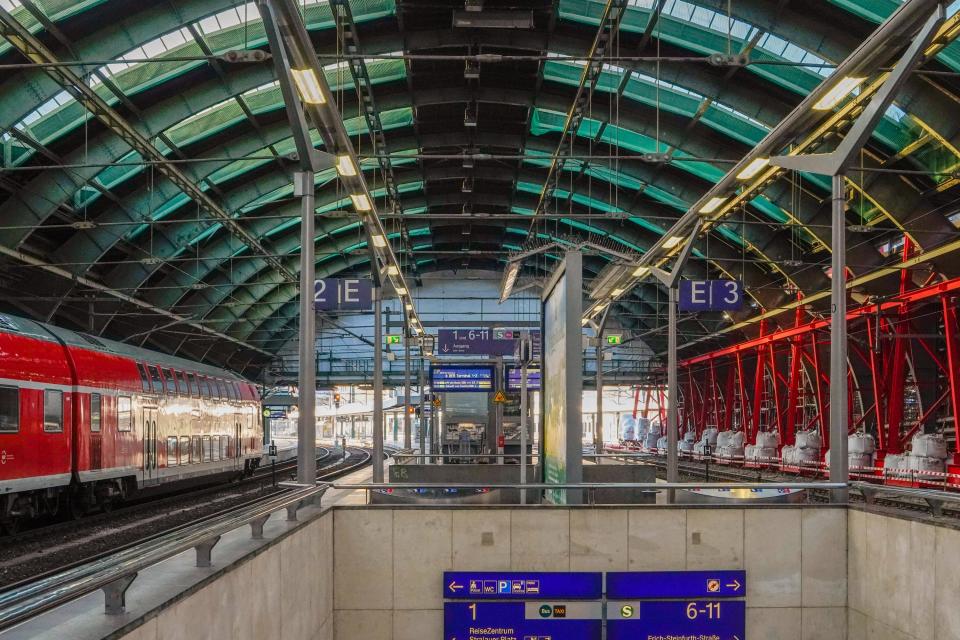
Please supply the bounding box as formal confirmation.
[0,385,18,433]
[199,376,210,398]
[217,380,228,400]
[165,369,178,395]
[90,393,102,432]
[212,436,220,461]
[118,396,132,431]
[148,366,164,394]
[43,389,63,432]
[175,371,189,395]
[220,436,228,460]
[167,437,179,467]
[192,436,201,462]
[136,363,151,392]
[187,373,200,397]
[202,435,212,462]
[180,436,191,464]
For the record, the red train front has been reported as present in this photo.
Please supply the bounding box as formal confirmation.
[0,313,262,533]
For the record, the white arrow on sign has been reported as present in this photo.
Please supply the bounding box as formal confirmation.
[448,580,463,592]
[726,579,742,591]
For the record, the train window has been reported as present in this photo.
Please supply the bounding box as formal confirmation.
[117,396,132,431]
[43,389,63,433]
[202,436,212,462]
[211,436,220,461]
[215,379,227,400]
[164,369,177,395]
[180,436,191,464]
[136,363,151,392]
[147,366,164,395]
[198,376,210,398]
[174,371,188,395]
[192,436,201,462]
[90,393,102,433]
[187,373,199,397]
[224,381,235,401]
[220,436,228,460]
[167,437,179,467]
[0,385,18,433]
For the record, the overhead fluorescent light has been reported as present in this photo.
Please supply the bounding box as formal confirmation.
[351,194,372,211]
[813,76,865,110]
[336,155,357,176]
[736,157,770,180]
[384,265,400,276]
[290,68,326,104]
[405,303,413,311]
[396,286,408,295]
[370,234,387,248]
[699,197,726,214]
[662,235,685,249]
[611,287,625,297]
[633,266,650,278]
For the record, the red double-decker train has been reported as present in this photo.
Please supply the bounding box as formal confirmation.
[0,313,263,533]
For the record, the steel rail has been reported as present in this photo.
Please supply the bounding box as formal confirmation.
[0,485,326,631]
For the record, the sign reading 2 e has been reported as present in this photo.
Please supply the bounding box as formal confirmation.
[678,279,744,312]
[314,278,373,311]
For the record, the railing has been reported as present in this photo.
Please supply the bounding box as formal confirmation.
[850,481,960,516]
[393,453,542,464]
[0,483,327,632]
[334,480,846,505]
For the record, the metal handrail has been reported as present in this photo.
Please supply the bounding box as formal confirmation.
[850,480,960,516]
[0,484,327,631]
[334,481,843,491]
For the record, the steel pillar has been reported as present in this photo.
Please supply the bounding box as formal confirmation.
[373,287,384,483]
[828,175,849,500]
[295,171,316,485]
[404,328,412,450]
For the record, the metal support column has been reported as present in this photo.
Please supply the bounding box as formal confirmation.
[667,285,679,490]
[372,286,384,483]
[404,330,412,450]
[419,353,426,461]
[295,171,316,485]
[829,174,849,501]
[596,341,604,454]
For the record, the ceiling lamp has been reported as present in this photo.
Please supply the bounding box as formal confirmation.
[699,197,726,214]
[350,194,372,212]
[662,235,685,249]
[336,155,357,176]
[813,76,866,110]
[735,157,770,180]
[384,264,400,276]
[632,266,650,278]
[396,286,408,295]
[290,68,326,104]
[370,234,387,248]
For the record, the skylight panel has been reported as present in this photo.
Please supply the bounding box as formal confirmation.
[0,0,21,10]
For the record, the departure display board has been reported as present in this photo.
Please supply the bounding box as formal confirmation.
[506,367,541,391]
[430,365,495,392]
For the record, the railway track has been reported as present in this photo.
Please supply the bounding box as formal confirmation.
[625,453,960,518]
[0,447,372,590]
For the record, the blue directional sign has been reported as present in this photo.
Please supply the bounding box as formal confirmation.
[430,365,495,392]
[606,570,745,599]
[678,280,744,312]
[438,329,541,357]
[607,600,745,640]
[444,572,602,599]
[445,602,602,640]
[314,278,373,311]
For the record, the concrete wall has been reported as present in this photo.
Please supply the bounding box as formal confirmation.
[332,506,847,640]
[118,510,334,640]
[847,508,960,640]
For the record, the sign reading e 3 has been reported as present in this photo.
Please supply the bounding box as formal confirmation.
[314,278,373,311]
[678,280,743,313]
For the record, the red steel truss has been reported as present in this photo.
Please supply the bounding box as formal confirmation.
[679,264,960,468]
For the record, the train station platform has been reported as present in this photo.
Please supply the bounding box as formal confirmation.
[2,479,958,640]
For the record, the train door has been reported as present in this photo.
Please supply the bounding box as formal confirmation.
[234,413,243,469]
[142,407,158,485]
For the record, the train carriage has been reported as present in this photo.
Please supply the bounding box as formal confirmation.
[0,313,262,533]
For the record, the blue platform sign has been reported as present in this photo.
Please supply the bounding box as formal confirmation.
[678,280,744,312]
[607,599,745,640]
[443,572,602,599]
[430,365,495,392]
[445,602,601,640]
[438,328,541,357]
[314,278,373,311]
[606,570,745,599]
